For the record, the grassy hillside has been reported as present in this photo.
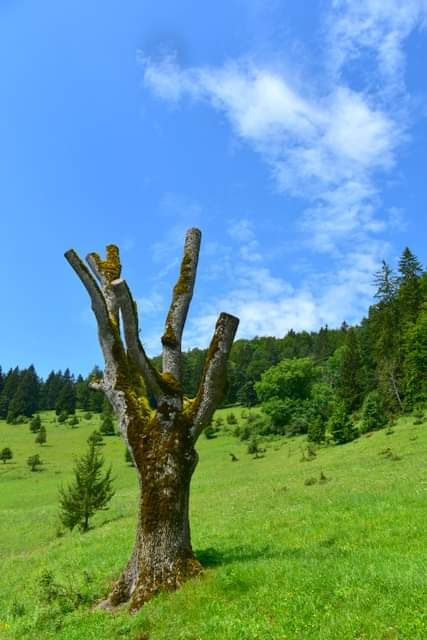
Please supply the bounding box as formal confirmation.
[0,409,426,639]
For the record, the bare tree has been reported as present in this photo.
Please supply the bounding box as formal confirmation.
[65,228,239,612]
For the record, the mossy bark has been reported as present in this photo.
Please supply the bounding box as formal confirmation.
[101,413,202,612]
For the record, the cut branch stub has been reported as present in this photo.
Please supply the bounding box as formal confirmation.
[162,228,201,380]
[190,311,239,440]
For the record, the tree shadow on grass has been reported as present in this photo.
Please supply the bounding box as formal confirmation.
[195,544,306,567]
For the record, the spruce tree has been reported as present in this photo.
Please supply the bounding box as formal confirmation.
[328,402,358,444]
[35,425,47,446]
[361,391,388,433]
[55,369,76,415]
[0,447,13,464]
[337,328,365,411]
[29,414,42,433]
[100,415,115,436]
[58,442,114,532]
[87,430,104,447]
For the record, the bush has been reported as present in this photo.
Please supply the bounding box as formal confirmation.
[68,415,80,427]
[57,411,68,424]
[204,423,219,439]
[27,454,43,472]
[0,447,13,464]
[361,391,388,433]
[84,412,93,420]
[226,412,237,425]
[307,416,326,443]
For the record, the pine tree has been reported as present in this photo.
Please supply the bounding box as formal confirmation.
[337,328,365,411]
[0,447,13,464]
[328,401,358,444]
[87,430,104,447]
[29,414,42,433]
[35,425,47,446]
[100,415,115,436]
[397,247,423,324]
[58,442,115,532]
[361,391,388,433]
[55,369,76,415]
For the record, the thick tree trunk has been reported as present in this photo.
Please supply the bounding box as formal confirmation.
[65,229,239,612]
[100,418,202,612]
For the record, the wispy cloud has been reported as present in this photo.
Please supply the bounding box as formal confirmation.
[138,1,426,345]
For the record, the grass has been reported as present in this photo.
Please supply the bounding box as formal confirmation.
[0,409,426,639]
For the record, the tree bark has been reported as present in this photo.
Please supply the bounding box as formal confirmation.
[65,229,238,612]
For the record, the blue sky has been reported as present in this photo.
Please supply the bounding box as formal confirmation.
[1,0,426,378]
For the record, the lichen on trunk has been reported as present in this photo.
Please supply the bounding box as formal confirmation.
[65,228,239,612]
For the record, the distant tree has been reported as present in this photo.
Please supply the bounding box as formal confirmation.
[337,328,365,411]
[55,369,76,415]
[397,247,423,325]
[0,447,13,464]
[361,391,388,433]
[27,454,43,472]
[35,425,47,446]
[29,414,42,433]
[6,365,40,420]
[87,430,104,447]
[58,442,114,532]
[100,415,115,436]
[68,415,80,427]
[403,305,427,408]
[328,402,358,445]
[307,416,326,444]
[57,410,68,423]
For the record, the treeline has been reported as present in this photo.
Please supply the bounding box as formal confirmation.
[1,247,425,433]
[0,367,105,423]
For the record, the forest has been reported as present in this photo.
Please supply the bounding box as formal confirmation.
[1,247,425,440]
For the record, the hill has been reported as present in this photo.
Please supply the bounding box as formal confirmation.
[0,409,426,639]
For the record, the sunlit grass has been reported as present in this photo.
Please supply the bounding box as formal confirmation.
[0,410,426,639]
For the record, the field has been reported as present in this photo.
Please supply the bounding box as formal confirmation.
[0,408,426,639]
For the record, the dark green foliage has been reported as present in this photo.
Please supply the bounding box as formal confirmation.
[100,415,115,435]
[204,422,219,439]
[307,416,326,444]
[226,412,237,425]
[35,425,47,446]
[87,430,104,447]
[336,328,365,411]
[361,391,388,433]
[247,437,264,457]
[55,369,76,415]
[84,412,93,420]
[27,454,42,472]
[57,410,68,423]
[328,402,358,445]
[58,442,114,532]
[0,447,13,464]
[68,415,80,427]
[29,414,42,433]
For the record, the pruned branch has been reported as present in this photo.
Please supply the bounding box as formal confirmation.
[162,228,201,380]
[190,312,239,440]
[86,245,121,322]
[112,278,163,399]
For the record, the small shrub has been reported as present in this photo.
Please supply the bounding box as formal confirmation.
[87,430,104,447]
[27,454,43,472]
[100,415,115,435]
[226,412,237,425]
[57,411,68,424]
[204,423,219,439]
[0,447,13,464]
[68,415,80,427]
[361,391,388,433]
[84,412,93,420]
[35,425,47,446]
[304,477,317,486]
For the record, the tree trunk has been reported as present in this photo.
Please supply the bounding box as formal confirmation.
[103,420,202,611]
[65,228,239,612]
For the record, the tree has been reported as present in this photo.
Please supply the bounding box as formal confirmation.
[29,414,42,433]
[27,454,43,472]
[35,425,47,446]
[328,401,358,445]
[58,441,114,533]
[100,414,115,435]
[65,228,238,610]
[55,369,76,415]
[0,447,13,464]
[336,328,365,411]
[361,391,388,433]
[87,430,104,447]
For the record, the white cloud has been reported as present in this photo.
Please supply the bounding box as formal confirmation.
[139,1,425,344]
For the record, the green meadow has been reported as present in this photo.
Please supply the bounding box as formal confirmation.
[0,409,426,640]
